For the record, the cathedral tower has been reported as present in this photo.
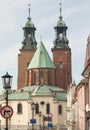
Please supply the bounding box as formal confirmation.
[18,5,37,89]
[52,4,72,90]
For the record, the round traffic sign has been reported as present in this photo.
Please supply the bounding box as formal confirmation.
[0,105,13,118]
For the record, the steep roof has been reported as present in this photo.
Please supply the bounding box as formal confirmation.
[28,41,56,69]
[84,34,90,69]
[82,34,90,77]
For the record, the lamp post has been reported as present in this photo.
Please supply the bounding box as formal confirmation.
[31,103,35,130]
[0,120,1,130]
[1,72,13,130]
[39,111,42,130]
[42,115,45,130]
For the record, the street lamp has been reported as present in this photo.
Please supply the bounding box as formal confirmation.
[39,111,42,130]
[1,72,13,130]
[31,102,35,130]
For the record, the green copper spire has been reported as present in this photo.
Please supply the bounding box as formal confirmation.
[21,4,37,50]
[53,3,69,48]
[25,4,34,28]
[28,41,56,69]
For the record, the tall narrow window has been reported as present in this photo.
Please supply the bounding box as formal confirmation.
[48,70,51,85]
[17,103,22,114]
[40,71,44,85]
[59,33,62,40]
[35,103,39,114]
[46,103,50,114]
[33,72,36,84]
[58,105,62,114]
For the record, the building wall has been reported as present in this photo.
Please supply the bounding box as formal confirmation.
[76,81,88,130]
[66,84,77,130]
[0,96,67,128]
[52,48,72,90]
[18,50,35,89]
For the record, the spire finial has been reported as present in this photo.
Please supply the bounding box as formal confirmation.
[27,3,31,21]
[59,2,63,20]
[28,4,30,18]
[60,3,62,16]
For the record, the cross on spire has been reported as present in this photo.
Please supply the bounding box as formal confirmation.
[60,3,62,16]
[28,4,30,18]
[59,2,63,20]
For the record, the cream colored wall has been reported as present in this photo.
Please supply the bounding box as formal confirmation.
[32,96,67,126]
[0,100,29,126]
[0,96,67,127]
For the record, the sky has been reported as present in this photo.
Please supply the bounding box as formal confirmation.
[0,0,90,90]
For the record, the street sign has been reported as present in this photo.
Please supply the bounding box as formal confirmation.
[30,119,36,124]
[0,105,13,118]
[44,116,52,121]
[48,123,53,128]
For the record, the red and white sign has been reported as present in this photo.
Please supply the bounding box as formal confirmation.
[0,105,13,118]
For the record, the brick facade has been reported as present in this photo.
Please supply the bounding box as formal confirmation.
[25,68,56,86]
[18,49,35,89]
[52,48,72,90]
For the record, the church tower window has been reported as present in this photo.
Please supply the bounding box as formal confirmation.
[40,71,44,85]
[33,72,36,84]
[59,62,63,69]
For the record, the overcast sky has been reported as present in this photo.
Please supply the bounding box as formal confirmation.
[0,0,90,89]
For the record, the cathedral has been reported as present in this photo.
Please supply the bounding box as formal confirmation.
[0,4,72,130]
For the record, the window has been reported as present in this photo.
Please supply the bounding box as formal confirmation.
[59,33,63,41]
[46,103,50,114]
[58,105,62,114]
[48,71,50,84]
[17,103,22,114]
[40,71,44,85]
[33,72,36,84]
[35,103,39,114]
[59,62,63,69]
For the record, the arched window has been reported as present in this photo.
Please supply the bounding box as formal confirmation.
[58,105,62,114]
[35,103,39,114]
[46,103,50,114]
[17,103,22,114]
